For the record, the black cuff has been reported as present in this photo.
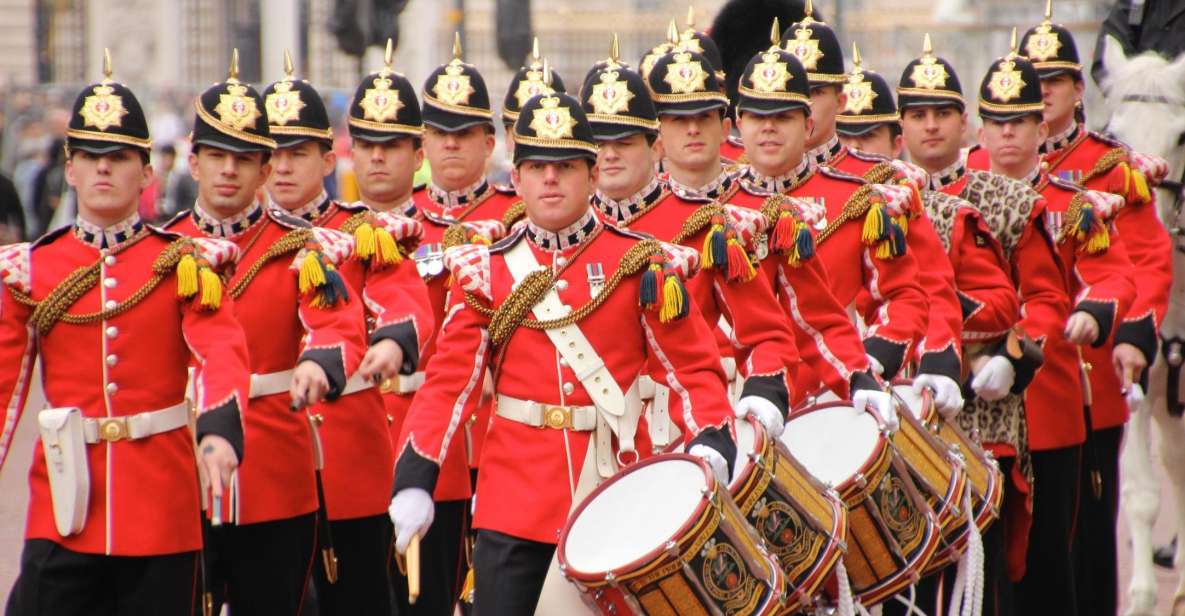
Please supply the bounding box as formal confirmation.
[863,336,907,379]
[956,291,983,322]
[392,445,441,497]
[688,425,738,481]
[739,374,789,419]
[195,399,245,463]
[1072,300,1116,347]
[849,370,880,394]
[1114,314,1158,367]
[918,345,961,382]
[370,321,420,375]
[298,347,347,401]
[985,333,1045,394]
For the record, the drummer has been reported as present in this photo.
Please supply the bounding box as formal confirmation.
[387,90,738,613]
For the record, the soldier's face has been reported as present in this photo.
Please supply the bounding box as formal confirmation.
[657,110,729,173]
[190,147,271,217]
[423,125,495,191]
[839,125,903,159]
[900,105,966,172]
[979,116,1049,173]
[1039,74,1084,126]
[351,137,423,208]
[806,85,845,148]
[596,133,657,200]
[66,149,152,222]
[267,141,335,210]
[513,158,598,232]
[736,109,810,177]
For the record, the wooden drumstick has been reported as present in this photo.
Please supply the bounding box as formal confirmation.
[408,534,421,604]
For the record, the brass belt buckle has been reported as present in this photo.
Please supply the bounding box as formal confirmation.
[98,417,129,442]
[543,406,572,430]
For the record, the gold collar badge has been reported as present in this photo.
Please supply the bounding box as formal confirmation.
[590,70,634,115]
[663,52,708,94]
[265,80,305,126]
[529,96,578,140]
[80,83,128,131]
[988,59,1025,102]
[752,51,792,93]
[787,27,823,71]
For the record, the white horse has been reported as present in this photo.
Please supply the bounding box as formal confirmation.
[1100,35,1185,616]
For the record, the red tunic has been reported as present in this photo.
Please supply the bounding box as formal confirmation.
[719,134,747,166]
[168,207,368,524]
[394,217,735,543]
[0,225,251,555]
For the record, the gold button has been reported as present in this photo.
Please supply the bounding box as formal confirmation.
[556,256,568,267]
[562,382,575,395]
[106,382,118,395]
[103,278,117,289]
[558,357,568,367]
[105,354,117,366]
[105,326,118,339]
[104,300,117,311]
[104,255,116,266]
[555,280,568,291]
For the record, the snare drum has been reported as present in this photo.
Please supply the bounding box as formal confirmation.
[730,416,847,613]
[559,454,786,616]
[886,387,971,573]
[891,380,1004,534]
[782,403,941,606]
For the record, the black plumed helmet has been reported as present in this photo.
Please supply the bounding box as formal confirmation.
[710,0,814,114]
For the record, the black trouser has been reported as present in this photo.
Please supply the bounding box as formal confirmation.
[883,456,1017,616]
[310,514,392,616]
[471,529,555,616]
[1016,445,1082,616]
[201,512,316,616]
[1073,425,1123,616]
[6,539,197,616]
[390,499,469,616]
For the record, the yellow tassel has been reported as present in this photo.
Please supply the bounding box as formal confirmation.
[374,227,402,266]
[299,251,327,295]
[659,275,685,323]
[471,233,492,246]
[861,201,886,245]
[1084,229,1110,254]
[198,266,222,309]
[353,222,376,261]
[459,567,475,603]
[176,253,199,299]
[1132,168,1151,205]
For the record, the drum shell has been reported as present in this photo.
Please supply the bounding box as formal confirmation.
[558,454,786,616]
[729,417,848,613]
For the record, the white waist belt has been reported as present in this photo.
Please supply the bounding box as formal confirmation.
[82,401,190,444]
[249,369,378,399]
[495,395,599,431]
[379,372,426,395]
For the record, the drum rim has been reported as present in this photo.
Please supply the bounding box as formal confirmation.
[784,401,889,495]
[557,453,716,581]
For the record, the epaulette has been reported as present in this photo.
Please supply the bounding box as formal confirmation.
[1086,130,1129,150]
[284,227,354,309]
[161,209,191,229]
[817,181,911,259]
[672,202,758,283]
[1063,189,1123,254]
[659,241,701,280]
[30,224,72,249]
[165,236,240,310]
[443,219,507,249]
[759,195,820,267]
[146,223,183,240]
[342,210,422,270]
[847,148,890,164]
[602,223,653,242]
[493,182,516,195]
[817,165,868,185]
[1047,173,1084,192]
[334,200,369,213]
[267,206,313,230]
[443,242,492,301]
[0,242,31,294]
[489,224,527,254]
[501,200,526,227]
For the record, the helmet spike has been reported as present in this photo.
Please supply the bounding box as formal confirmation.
[852,41,862,70]
[283,49,295,78]
[770,17,781,47]
[667,19,679,45]
[452,32,462,61]
[922,33,933,56]
[228,48,240,82]
[610,33,620,63]
[384,38,394,68]
[102,48,113,81]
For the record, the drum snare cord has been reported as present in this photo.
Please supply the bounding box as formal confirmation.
[834,558,857,616]
[947,489,985,616]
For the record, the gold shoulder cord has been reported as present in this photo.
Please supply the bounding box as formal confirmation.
[501,201,526,228]
[616,189,671,228]
[862,162,896,185]
[670,202,725,245]
[11,234,194,336]
[1081,148,1126,186]
[228,228,311,299]
[464,239,664,346]
[338,211,370,235]
[815,183,875,246]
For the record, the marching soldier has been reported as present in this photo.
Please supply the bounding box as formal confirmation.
[165,52,368,615]
[262,52,432,614]
[0,58,251,615]
[970,38,1139,616]
[1020,8,1174,612]
[500,38,565,159]
[388,90,738,613]
[581,41,797,439]
[343,46,460,616]
[836,45,905,158]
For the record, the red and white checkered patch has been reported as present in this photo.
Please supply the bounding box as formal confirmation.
[660,241,700,279]
[191,238,240,269]
[870,183,916,218]
[1080,189,1124,220]
[461,220,507,244]
[724,205,768,252]
[0,243,31,294]
[889,159,930,189]
[372,212,424,244]
[785,195,826,227]
[1129,151,1169,187]
[444,244,492,300]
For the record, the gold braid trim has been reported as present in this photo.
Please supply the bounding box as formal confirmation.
[1081,147,1127,185]
[465,239,663,346]
[339,212,371,235]
[442,224,470,249]
[228,228,312,299]
[670,203,725,245]
[13,237,194,337]
[862,162,896,185]
[758,195,788,227]
[815,184,875,247]
[501,201,526,228]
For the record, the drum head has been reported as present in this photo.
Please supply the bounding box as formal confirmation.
[781,405,880,487]
[891,382,927,421]
[564,458,708,573]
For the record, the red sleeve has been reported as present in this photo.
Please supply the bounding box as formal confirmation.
[297,272,369,396]
[0,282,35,471]
[952,210,1020,342]
[1065,218,1136,347]
[910,215,964,381]
[183,291,252,458]
[710,265,796,407]
[363,259,435,372]
[1111,196,1172,362]
[860,241,929,378]
[1014,207,1073,346]
[769,257,870,398]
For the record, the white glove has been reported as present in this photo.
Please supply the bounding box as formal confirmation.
[914,374,964,420]
[971,355,1015,402]
[689,444,730,486]
[735,396,785,439]
[866,354,885,376]
[1126,383,1145,406]
[388,488,435,555]
[853,387,898,431]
